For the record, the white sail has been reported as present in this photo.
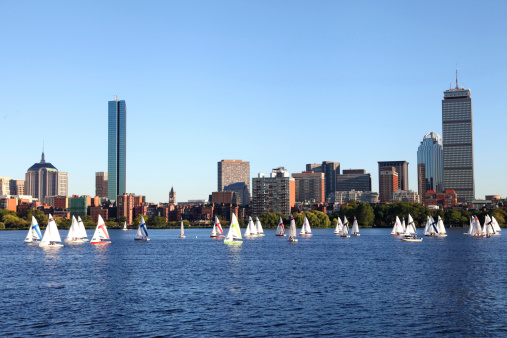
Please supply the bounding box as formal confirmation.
[491,216,501,233]
[39,214,63,246]
[405,214,417,234]
[351,217,360,235]
[180,220,185,238]
[436,216,447,235]
[244,216,255,237]
[135,216,149,240]
[123,221,127,230]
[340,222,349,237]
[466,217,474,235]
[255,217,265,236]
[300,216,312,235]
[77,216,88,240]
[91,215,111,243]
[426,216,438,236]
[25,216,42,243]
[483,215,495,236]
[401,218,406,232]
[275,217,285,236]
[423,216,431,235]
[224,213,242,243]
[334,217,343,234]
[391,216,403,235]
[471,217,482,236]
[289,216,297,238]
[65,216,79,242]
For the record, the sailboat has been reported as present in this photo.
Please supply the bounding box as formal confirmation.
[491,215,502,235]
[299,216,312,237]
[39,214,64,247]
[391,216,404,236]
[122,221,128,231]
[224,213,242,245]
[351,216,360,237]
[340,218,350,238]
[471,216,483,237]
[424,216,438,236]
[334,217,343,235]
[401,214,423,242]
[288,215,298,243]
[436,216,447,237]
[135,216,150,241]
[464,217,473,235]
[255,217,265,236]
[77,216,88,241]
[244,216,257,237]
[179,220,185,239]
[401,218,406,233]
[211,216,224,238]
[275,217,286,237]
[65,216,86,243]
[24,216,42,244]
[90,215,111,244]
[482,215,498,237]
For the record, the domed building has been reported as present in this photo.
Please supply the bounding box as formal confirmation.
[25,152,68,199]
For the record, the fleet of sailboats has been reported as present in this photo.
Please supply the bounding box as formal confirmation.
[135,216,150,241]
[90,215,111,244]
[24,216,42,244]
[224,213,242,245]
[39,214,64,247]
[275,217,286,237]
[65,216,86,243]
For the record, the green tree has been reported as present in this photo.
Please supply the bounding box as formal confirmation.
[151,216,167,228]
[0,222,4,229]
[56,217,72,229]
[26,209,48,227]
[444,209,461,226]
[133,214,148,226]
[356,203,374,226]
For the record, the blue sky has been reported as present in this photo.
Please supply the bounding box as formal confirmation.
[1,1,506,203]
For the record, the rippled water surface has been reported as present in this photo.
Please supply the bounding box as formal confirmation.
[1,228,507,336]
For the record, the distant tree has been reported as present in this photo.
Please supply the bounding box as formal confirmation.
[444,209,461,226]
[133,214,148,226]
[56,218,72,229]
[356,203,374,226]
[26,209,48,227]
[0,222,4,229]
[151,216,167,228]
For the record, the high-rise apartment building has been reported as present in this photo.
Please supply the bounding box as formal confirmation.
[292,171,325,203]
[95,172,108,198]
[379,167,399,203]
[442,75,474,203]
[377,161,408,192]
[306,161,340,198]
[117,193,135,225]
[108,96,127,201]
[417,132,443,202]
[252,167,295,217]
[9,179,25,195]
[25,152,68,199]
[217,159,250,193]
[0,177,11,195]
[336,169,372,193]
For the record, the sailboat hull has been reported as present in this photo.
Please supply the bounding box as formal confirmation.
[401,238,423,242]
[91,240,111,245]
[134,238,150,241]
[179,235,186,239]
[224,240,243,245]
[39,243,64,247]
[24,240,40,244]
[65,238,86,244]
[275,234,286,237]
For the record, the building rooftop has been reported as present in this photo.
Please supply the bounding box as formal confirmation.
[27,152,58,171]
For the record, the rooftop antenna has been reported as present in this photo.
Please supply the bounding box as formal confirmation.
[455,64,459,89]
[41,140,46,163]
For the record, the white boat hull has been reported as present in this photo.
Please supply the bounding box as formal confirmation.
[39,243,64,247]
[402,238,423,242]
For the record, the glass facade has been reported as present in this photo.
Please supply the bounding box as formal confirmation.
[442,88,474,203]
[108,99,127,201]
[417,132,443,195]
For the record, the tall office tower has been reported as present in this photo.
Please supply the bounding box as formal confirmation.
[292,171,325,203]
[95,172,108,198]
[377,161,408,191]
[336,169,372,192]
[417,132,443,202]
[25,152,68,199]
[442,74,474,203]
[379,167,398,203]
[108,96,127,201]
[0,177,11,195]
[252,167,295,217]
[9,179,25,195]
[217,160,250,193]
[305,161,340,198]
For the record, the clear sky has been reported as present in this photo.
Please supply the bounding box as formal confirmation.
[1,0,506,203]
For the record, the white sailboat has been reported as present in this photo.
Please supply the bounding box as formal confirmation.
[491,215,502,235]
[436,216,447,237]
[135,216,150,241]
[424,216,438,236]
[471,216,483,237]
[482,215,497,237]
[39,214,64,247]
[90,215,111,244]
[224,213,242,245]
[179,220,185,239]
[211,216,224,238]
[244,216,257,237]
[65,216,85,243]
[288,215,298,243]
[334,217,343,235]
[391,216,404,236]
[24,216,42,244]
[255,217,265,236]
[340,219,350,238]
[122,221,128,231]
[402,214,423,242]
[299,216,312,236]
[351,216,360,237]
[77,216,88,241]
[465,217,473,235]
[401,218,406,233]
[275,217,286,237]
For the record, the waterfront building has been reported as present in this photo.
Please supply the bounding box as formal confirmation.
[211,191,234,205]
[336,169,372,196]
[217,159,250,192]
[9,179,25,195]
[292,171,325,203]
[330,190,379,204]
[442,75,475,203]
[379,167,398,203]
[90,206,109,223]
[424,190,458,208]
[117,193,135,225]
[417,132,444,202]
[377,161,408,191]
[25,152,68,199]
[108,96,127,201]
[252,167,295,217]
[224,182,250,206]
[0,177,11,195]
[0,197,17,211]
[306,161,340,198]
[69,195,90,218]
[392,189,420,203]
[95,172,108,198]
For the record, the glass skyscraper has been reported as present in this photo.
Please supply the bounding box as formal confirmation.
[108,97,126,201]
[417,132,443,198]
[442,79,474,203]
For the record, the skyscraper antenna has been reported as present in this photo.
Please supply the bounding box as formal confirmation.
[455,65,459,89]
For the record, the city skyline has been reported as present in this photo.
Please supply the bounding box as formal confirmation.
[1,2,506,202]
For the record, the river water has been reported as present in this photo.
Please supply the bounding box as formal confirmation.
[1,228,506,336]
